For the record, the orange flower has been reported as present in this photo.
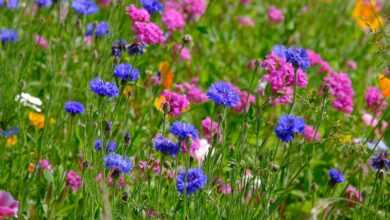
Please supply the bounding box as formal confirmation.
[28,112,45,129]
[123,85,133,97]
[154,96,167,113]
[28,163,35,173]
[6,136,17,146]
[352,0,383,32]
[379,74,390,97]
[159,62,174,89]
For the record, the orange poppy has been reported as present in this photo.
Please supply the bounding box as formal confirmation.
[6,136,17,146]
[379,74,390,97]
[352,0,383,32]
[154,96,167,113]
[159,62,174,89]
[28,112,45,129]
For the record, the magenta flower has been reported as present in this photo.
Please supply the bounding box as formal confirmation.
[162,9,185,31]
[365,87,387,115]
[182,0,207,19]
[345,185,363,207]
[201,117,221,142]
[173,44,192,61]
[303,125,320,142]
[307,49,334,74]
[132,21,165,45]
[324,72,355,114]
[230,85,255,113]
[175,81,208,103]
[160,90,190,117]
[39,159,52,171]
[34,35,48,49]
[0,191,19,219]
[267,6,284,24]
[346,59,357,70]
[126,4,150,22]
[237,16,255,27]
[66,170,82,192]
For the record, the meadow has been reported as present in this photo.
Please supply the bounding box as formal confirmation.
[0,0,389,219]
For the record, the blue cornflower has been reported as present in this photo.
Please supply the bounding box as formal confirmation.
[114,63,140,81]
[85,22,110,37]
[140,0,163,14]
[112,39,127,57]
[369,151,390,171]
[1,0,19,9]
[272,45,310,70]
[35,0,52,7]
[274,115,305,142]
[94,139,102,151]
[177,168,207,195]
[169,121,199,140]
[71,0,99,15]
[104,153,132,174]
[126,42,146,56]
[106,140,117,153]
[89,77,119,97]
[0,127,19,138]
[207,81,240,107]
[153,135,180,156]
[64,101,85,115]
[0,29,18,44]
[328,168,345,184]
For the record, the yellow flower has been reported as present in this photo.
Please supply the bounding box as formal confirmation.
[28,163,35,173]
[123,85,133,97]
[159,62,174,89]
[338,134,352,144]
[379,74,390,97]
[154,96,167,113]
[28,112,45,129]
[352,0,383,32]
[6,136,17,146]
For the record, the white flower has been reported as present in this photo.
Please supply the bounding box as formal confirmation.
[15,92,42,112]
[191,139,211,162]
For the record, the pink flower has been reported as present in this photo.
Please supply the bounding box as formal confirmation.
[237,16,255,27]
[38,159,52,171]
[231,85,255,113]
[132,22,165,45]
[190,138,211,162]
[215,179,232,195]
[346,59,357,70]
[271,87,293,106]
[0,191,19,219]
[35,35,48,49]
[160,90,190,117]
[98,0,111,6]
[126,5,150,22]
[345,185,363,207]
[303,125,320,142]
[240,0,251,4]
[66,170,82,192]
[307,49,334,74]
[175,81,208,103]
[84,36,93,46]
[162,9,185,31]
[201,117,221,142]
[138,160,148,171]
[362,113,388,137]
[182,0,207,19]
[267,6,284,24]
[173,44,192,61]
[365,87,387,115]
[324,72,355,114]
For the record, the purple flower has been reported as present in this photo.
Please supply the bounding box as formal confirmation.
[177,168,207,195]
[94,139,102,151]
[64,101,85,115]
[272,45,310,70]
[85,22,110,37]
[114,63,140,81]
[207,81,240,107]
[0,29,18,44]
[126,42,146,56]
[140,0,163,14]
[328,168,344,184]
[106,140,117,153]
[71,0,99,15]
[153,135,179,156]
[35,0,52,8]
[274,115,305,142]
[369,151,390,171]
[104,153,132,174]
[169,121,199,140]
[89,77,119,97]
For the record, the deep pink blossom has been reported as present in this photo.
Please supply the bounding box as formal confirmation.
[163,9,185,31]
[126,5,150,22]
[307,49,334,74]
[0,191,19,219]
[303,125,320,142]
[160,90,190,117]
[182,0,207,19]
[365,86,387,115]
[230,85,255,112]
[39,159,52,171]
[201,117,221,142]
[175,81,208,103]
[66,170,82,192]
[324,72,355,114]
[237,16,255,27]
[346,59,357,70]
[267,6,284,24]
[35,35,48,49]
[132,22,165,45]
[173,44,192,61]
[345,185,363,207]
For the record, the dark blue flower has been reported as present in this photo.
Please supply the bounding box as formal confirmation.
[272,45,310,70]
[0,29,18,44]
[114,63,140,81]
[328,168,345,184]
[35,0,52,7]
[112,39,127,57]
[207,81,240,107]
[0,127,19,138]
[106,140,117,153]
[104,153,132,174]
[369,151,390,171]
[153,135,179,156]
[94,139,102,151]
[71,0,99,15]
[64,101,85,115]
[85,23,95,36]
[169,121,199,140]
[89,77,119,97]
[124,132,131,145]
[140,0,163,14]
[2,0,18,9]
[85,22,110,37]
[177,168,207,195]
[126,42,146,56]
[274,115,305,142]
